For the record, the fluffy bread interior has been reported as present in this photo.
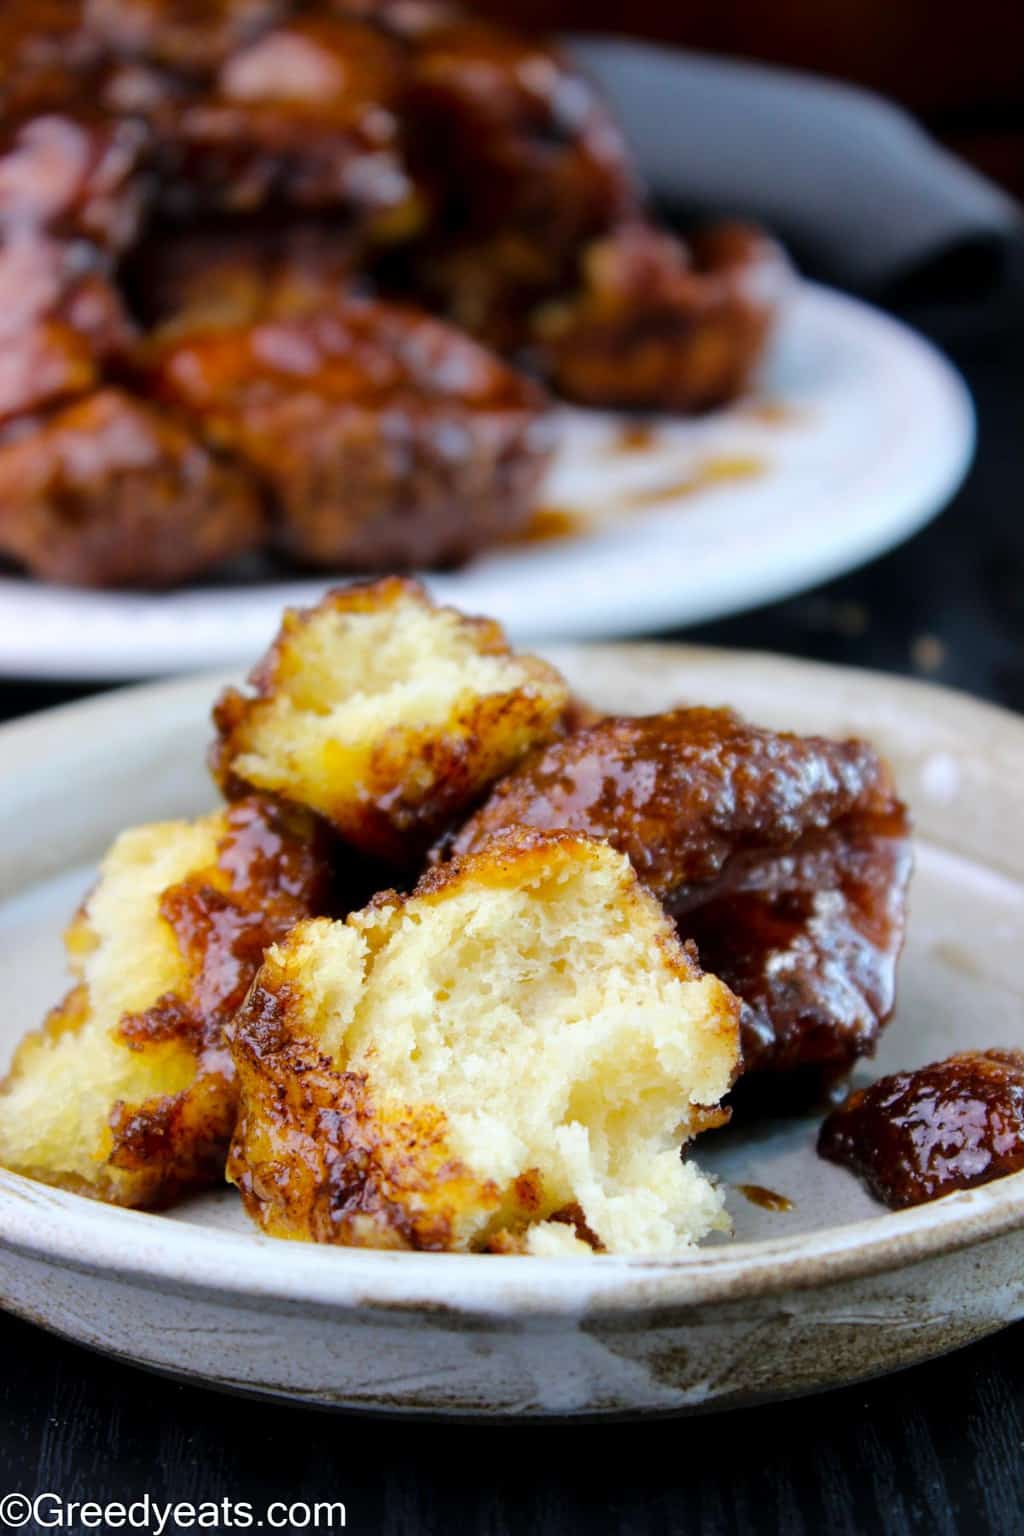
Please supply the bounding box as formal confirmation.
[230,832,740,1254]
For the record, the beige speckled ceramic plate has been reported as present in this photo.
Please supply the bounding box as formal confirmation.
[0,645,1021,1417]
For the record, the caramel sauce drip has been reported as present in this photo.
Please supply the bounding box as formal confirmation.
[736,1183,793,1212]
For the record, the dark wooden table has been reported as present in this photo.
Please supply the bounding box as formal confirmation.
[0,256,1021,1533]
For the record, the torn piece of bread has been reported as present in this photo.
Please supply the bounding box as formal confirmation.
[228,829,741,1255]
[211,577,569,864]
[0,796,332,1208]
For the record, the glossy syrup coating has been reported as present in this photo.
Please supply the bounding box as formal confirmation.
[532,222,792,413]
[819,1050,1024,1208]
[451,708,896,895]
[450,707,909,1089]
[677,806,912,1089]
[145,289,552,568]
[0,388,265,587]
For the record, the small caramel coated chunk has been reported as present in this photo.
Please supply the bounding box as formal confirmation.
[404,19,638,348]
[212,578,569,862]
[819,1050,1024,1208]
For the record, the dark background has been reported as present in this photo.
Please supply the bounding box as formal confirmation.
[1,10,1023,1532]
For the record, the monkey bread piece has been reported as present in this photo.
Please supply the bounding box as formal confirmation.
[0,796,333,1209]
[228,830,741,1254]
[532,223,791,413]
[451,706,910,1094]
[160,15,419,232]
[0,388,265,588]
[0,238,136,425]
[146,291,553,569]
[212,578,569,863]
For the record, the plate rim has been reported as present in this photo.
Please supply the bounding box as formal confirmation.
[0,280,976,679]
[0,643,1022,1319]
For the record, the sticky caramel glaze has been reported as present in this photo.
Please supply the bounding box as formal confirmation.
[736,1184,793,1212]
[674,806,912,1091]
[105,795,334,1199]
[451,708,896,899]
[819,1050,1024,1209]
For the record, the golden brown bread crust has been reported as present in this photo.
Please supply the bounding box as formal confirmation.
[0,795,334,1208]
[229,982,500,1249]
[145,288,553,567]
[211,577,570,861]
[532,222,791,412]
[449,706,910,1091]
[0,388,265,587]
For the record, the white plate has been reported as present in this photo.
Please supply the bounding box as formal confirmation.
[0,645,1021,1417]
[0,282,973,679]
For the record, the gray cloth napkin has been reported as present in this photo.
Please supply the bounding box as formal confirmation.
[568,37,1023,292]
